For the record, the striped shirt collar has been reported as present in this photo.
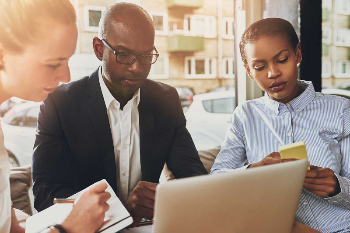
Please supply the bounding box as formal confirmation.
[263,80,315,115]
[98,66,141,110]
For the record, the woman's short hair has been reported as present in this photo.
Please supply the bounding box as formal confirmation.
[0,0,76,53]
[239,18,299,64]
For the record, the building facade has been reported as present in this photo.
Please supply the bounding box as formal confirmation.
[322,0,350,87]
[69,0,235,94]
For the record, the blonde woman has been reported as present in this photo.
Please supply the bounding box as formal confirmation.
[0,1,110,232]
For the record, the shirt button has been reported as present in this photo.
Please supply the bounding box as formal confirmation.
[288,132,292,136]
[286,103,290,107]
[302,202,308,206]
[122,172,126,176]
[296,109,299,112]
[123,144,128,149]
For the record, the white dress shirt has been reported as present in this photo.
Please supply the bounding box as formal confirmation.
[0,121,11,233]
[98,67,142,203]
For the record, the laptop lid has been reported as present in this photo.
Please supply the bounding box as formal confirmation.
[153,159,308,233]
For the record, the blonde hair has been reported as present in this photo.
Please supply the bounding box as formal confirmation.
[0,0,76,53]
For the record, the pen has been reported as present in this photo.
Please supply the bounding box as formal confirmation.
[53,198,75,204]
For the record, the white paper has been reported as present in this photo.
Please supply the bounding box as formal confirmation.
[25,179,132,233]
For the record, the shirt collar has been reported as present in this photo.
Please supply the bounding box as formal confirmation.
[98,66,141,110]
[263,80,315,115]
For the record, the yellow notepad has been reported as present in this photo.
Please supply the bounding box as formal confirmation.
[279,141,310,170]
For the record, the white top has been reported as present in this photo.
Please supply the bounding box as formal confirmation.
[0,121,11,233]
[98,67,142,203]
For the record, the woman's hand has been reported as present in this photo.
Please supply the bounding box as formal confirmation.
[60,181,111,233]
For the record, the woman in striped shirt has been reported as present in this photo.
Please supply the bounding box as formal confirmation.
[211,18,350,233]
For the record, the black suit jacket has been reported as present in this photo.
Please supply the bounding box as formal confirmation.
[32,69,207,211]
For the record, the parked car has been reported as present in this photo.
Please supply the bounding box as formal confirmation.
[185,91,235,150]
[209,85,235,93]
[2,102,40,167]
[321,88,350,100]
[175,86,194,112]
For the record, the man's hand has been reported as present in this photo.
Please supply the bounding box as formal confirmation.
[125,181,157,227]
[60,181,111,233]
[304,165,340,197]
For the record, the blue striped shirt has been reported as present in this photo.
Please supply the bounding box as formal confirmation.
[211,80,350,233]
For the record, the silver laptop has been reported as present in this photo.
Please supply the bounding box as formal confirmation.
[153,159,308,233]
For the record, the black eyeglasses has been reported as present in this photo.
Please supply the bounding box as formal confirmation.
[101,39,159,65]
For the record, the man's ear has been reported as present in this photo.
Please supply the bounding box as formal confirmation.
[244,63,254,79]
[295,43,302,64]
[93,37,103,61]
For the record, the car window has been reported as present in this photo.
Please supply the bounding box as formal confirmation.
[23,106,40,128]
[202,97,235,114]
[4,110,26,126]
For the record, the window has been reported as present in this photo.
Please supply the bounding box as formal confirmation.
[149,56,169,79]
[223,57,235,78]
[84,5,106,32]
[335,60,350,77]
[23,107,40,128]
[336,0,350,15]
[335,28,350,47]
[150,12,168,36]
[184,15,216,38]
[322,0,332,11]
[322,27,331,45]
[223,18,234,39]
[203,97,235,114]
[322,60,331,78]
[185,57,216,79]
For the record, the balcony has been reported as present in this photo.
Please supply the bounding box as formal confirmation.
[167,0,203,9]
[168,35,204,52]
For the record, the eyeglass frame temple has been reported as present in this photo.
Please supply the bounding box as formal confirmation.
[100,39,159,65]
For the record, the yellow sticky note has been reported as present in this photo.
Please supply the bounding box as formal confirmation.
[279,141,310,170]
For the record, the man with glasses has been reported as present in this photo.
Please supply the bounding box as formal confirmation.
[32,2,207,227]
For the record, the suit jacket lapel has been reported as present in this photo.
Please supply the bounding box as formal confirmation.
[139,83,155,181]
[86,69,117,192]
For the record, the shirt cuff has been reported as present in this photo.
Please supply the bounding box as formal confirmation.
[325,173,350,207]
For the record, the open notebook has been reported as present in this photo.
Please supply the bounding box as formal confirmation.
[26,180,133,233]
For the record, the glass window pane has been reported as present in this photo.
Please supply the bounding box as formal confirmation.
[195,60,205,74]
[226,21,229,35]
[194,18,205,35]
[153,58,165,75]
[202,100,212,112]
[212,97,234,113]
[89,10,102,27]
[153,15,164,31]
[209,59,212,74]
